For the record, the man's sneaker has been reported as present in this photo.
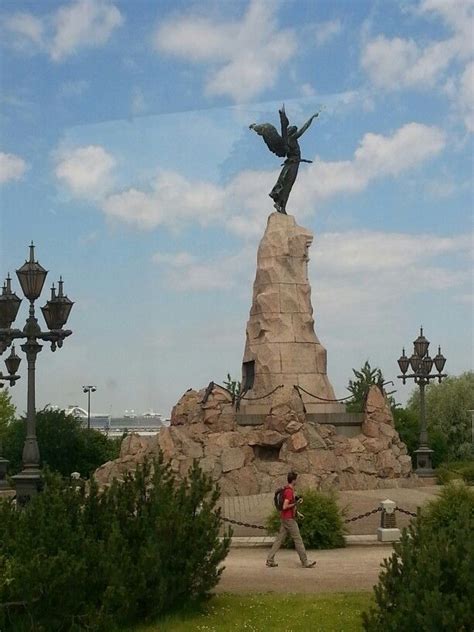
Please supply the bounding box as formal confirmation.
[303,560,316,568]
[266,560,278,567]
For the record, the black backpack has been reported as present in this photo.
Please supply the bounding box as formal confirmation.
[274,487,285,511]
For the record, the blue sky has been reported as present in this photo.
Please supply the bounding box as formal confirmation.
[0,0,472,417]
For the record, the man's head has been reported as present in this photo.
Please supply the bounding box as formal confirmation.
[287,471,298,486]
[288,125,297,136]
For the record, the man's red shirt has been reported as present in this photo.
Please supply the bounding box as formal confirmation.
[280,485,295,519]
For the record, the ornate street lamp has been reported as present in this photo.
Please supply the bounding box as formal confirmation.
[0,243,73,504]
[397,327,447,476]
[82,385,96,430]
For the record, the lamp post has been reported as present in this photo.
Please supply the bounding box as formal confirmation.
[83,385,96,430]
[397,327,447,476]
[0,243,73,504]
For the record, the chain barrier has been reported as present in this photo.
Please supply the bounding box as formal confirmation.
[344,507,381,523]
[238,385,283,401]
[293,384,355,403]
[222,506,384,531]
[222,516,267,530]
[395,507,417,518]
[221,505,418,531]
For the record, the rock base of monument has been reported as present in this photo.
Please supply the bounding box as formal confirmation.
[95,384,417,495]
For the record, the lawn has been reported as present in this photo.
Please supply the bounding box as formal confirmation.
[131,592,373,632]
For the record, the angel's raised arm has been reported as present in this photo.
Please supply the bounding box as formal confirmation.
[279,106,289,144]
[294,112,319,140]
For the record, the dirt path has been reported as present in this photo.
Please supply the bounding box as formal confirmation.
[215,546,392,594]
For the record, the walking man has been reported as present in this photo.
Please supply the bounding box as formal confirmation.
[266,471,316,568]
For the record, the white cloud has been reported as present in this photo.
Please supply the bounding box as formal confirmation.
[458,61,474,131]
[309,230,472,332]
[151,247,254,292]
[313,231,471,274]
[289,122,445,216]
[360,0,474,130]
[361,35,453,89]
[0,151,27,184]
[50,0,123,61]
[153,0,296,101]
[100,122,445,237]
[314,19,342,47]
[103,170,225,230]
[54,145,116,198]
[149,231,472,318]
[2,0,123,61]
[2,12,44,52]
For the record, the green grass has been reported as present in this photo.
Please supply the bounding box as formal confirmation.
[130,592,373,632]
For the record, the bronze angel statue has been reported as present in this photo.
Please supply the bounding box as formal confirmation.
[249,106,319,214]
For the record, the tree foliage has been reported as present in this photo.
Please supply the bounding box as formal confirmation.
[223,373,241,399]
[346,361,388,413]
[0,456,231,631]
[363,482,474,631]
[0,389,15,441]
[406,371,474,463]
[2,408,120,478]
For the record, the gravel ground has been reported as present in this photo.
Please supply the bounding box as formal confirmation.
[216,546,392,594]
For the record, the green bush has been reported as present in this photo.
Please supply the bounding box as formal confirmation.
[265,489,346,549]
[2,408,120,478]
[436,460,474,485]
[0,456,230,631]
[363,482,474,631]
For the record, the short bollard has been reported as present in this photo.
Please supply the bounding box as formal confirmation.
[377,499,401,542]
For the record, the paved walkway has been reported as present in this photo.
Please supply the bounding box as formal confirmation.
[218,485,441,536]
[216,546,392,593]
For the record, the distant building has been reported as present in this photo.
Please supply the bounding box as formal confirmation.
[63,404,167,436]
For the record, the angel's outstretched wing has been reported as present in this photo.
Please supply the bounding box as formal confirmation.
[249,123,286,157]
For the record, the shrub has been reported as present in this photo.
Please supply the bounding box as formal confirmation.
[363,482,474,631]
[265,488,346,549]
[0,456,230,631]
[2,408,120,478]
[436,460,474,485]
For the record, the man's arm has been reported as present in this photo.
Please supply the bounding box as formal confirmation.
[294,112,319,139]
[282,498,296,511]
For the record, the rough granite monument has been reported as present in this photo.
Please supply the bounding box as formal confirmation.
[239,211,344,418]
[94,109,416,493]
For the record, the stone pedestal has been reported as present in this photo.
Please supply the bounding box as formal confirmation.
[240,212,343,416]
[377,499,401,541]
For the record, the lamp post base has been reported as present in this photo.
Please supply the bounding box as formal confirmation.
[414,446,434,477]
[11,469,43,506]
